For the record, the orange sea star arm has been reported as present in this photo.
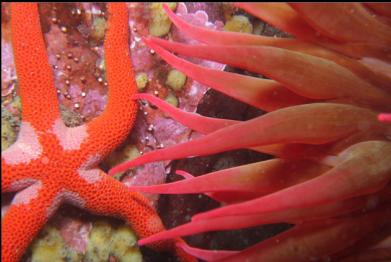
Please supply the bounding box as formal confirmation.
[85,3,138,157]
[1,157,43,192]
[1,181,60,262]
[66,170,172,251]
[10,3,60,132]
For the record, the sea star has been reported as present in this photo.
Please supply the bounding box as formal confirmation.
[1,3,192,262]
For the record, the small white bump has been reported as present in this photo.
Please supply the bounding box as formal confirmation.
[41,156,49,165]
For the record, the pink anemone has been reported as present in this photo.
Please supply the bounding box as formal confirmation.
[110,3,391,261]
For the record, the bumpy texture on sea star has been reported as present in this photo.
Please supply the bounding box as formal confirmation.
[1,3,193,262]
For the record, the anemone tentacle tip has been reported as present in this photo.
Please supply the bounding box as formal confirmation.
[378,113,391,123]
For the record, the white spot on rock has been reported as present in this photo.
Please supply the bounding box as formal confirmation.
[2,122,43,165]
[51,118,88,150]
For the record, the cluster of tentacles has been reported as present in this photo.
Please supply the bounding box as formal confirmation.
[109,3,391,261]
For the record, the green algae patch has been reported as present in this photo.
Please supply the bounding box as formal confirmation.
[166,69,187,91]
[149,3,177,37]
[103,145,141,179]
[85,221,112,262]
[1,114,16,150]
[110,226,141,262]
[136,72,149,91]
[60,105,84,128]
[91,17,107,42]
[165,92,179,108]
[1,97,21,150]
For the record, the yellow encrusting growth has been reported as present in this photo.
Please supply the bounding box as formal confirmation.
[110,225,142,262]
[224,15,253,33]
[85,221,112,262]
[31,226,81,262]
[85,221,141,262]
